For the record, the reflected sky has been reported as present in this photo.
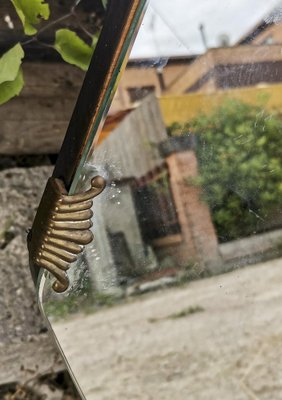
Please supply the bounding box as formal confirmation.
[131,0,282,58]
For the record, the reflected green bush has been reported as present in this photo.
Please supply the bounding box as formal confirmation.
[171,99,282,241]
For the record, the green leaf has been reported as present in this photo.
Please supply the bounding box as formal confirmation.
[0,68,24,105]
[11,0,50,36]
[0,43,24,84]
[0,43,25,104]
[54,29,93,71]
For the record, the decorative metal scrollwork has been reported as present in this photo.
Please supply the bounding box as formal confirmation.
[28,176,106,293]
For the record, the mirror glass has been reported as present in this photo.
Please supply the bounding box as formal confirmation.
[39,1,282,399]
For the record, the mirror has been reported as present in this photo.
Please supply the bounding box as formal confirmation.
[36,1,282,399]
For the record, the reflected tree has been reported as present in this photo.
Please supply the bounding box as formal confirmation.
[171,99,282,241]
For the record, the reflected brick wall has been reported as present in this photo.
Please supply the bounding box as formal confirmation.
[160,150,222,273]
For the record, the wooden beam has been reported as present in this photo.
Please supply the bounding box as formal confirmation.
[0,62,84,155]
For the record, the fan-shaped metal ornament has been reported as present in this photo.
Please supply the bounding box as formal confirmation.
[28,176,106,293]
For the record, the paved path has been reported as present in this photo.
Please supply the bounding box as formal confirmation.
[54,258,282,400]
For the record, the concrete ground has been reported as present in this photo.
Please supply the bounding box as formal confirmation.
[54,257,282,400]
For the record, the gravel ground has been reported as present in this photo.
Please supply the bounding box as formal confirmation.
[0,166,52,342]
[52,257,282,400]
[0,166,81,400]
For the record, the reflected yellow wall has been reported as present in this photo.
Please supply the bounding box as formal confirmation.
[159,84,282,126]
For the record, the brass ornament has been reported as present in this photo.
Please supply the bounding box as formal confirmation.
[28,176,106,293]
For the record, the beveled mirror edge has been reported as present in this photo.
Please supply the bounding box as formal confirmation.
[37,274,87,400]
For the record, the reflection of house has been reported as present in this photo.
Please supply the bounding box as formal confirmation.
[111,11,282,110]
[238,7,282,46]
[244,23,282,45]
[160,45,282,95]
[86,95,221,289]
[111,43,282,111]
[110,57,194,112]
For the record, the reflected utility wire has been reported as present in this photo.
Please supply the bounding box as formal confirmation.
[149,2,191,53]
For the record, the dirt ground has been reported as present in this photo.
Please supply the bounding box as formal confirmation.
[53,257,282,400]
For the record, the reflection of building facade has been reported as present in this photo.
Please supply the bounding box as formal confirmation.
[86,95,222,289]
[112,42,282,113]
[111,15,282,111]
[110,57,194,112]
[164,45,282,94]
[238,11,282,46]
